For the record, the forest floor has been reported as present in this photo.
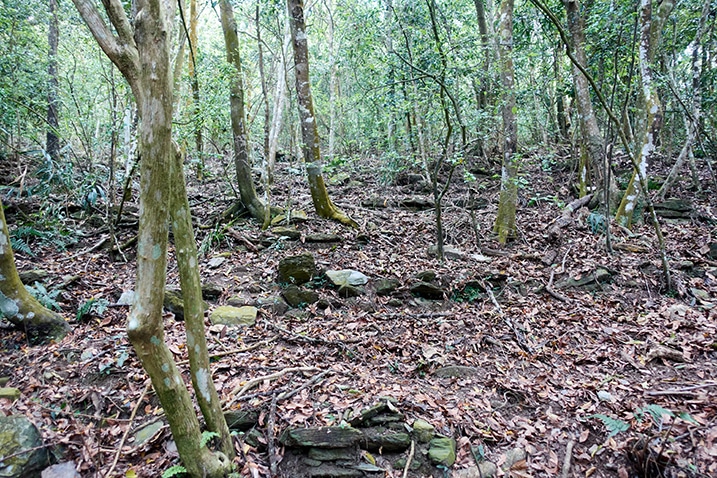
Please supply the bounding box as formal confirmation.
[1,150,716,478]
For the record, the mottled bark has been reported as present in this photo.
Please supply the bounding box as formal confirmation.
[564,0,604,197]
[46,0,60,162]
[493,0,518,243]
[615,0,673,227]
[0,198,70,344]
[72,1,231,476]
[219,0,267,221]
[287,0,357,228]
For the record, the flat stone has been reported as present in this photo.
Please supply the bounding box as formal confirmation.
[360,428,411,452]
[224,410,259,431]
[255,296,289,315]
[428,437,456,466]
[0,387,21,400]
[117,290,135,306]
[410,281,445,300]
[280,426,363,448]
[201,282,224,300]
[0,415,50,477]
[132,421,164,446]
[271,226,301,240]
[305,233,342,243]
[434,365,480,378]
[502,448,527,471]
[415,270,437,282]
[41,461,81,478]
[209,306,257,327]
[411,419,435,443]
[375,278,399,296]
[308,446,359,461]
[207,256,226,268]
[325,270,369,287]
[278,253,316,285]
[271,209,308,225]
[18,269,49,284]
[281,285,319,307]
[453,462,498,478]
[428,245,466,260]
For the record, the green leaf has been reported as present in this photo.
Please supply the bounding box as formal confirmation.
[637,404,674,424]
[201,430,220,447]
[588,414,630,437]
[161,465,187,478]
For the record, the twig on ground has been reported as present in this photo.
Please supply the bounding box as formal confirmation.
[263,318,357,356]
[267,393,280,477]
[482,282,533,354]
[645,382,717,397]
[58,235,110,262]
[402,440,415,478]
[225,366,320,408]
[545,268,571,302]
[561,439,575,478]
[105,382,150,478]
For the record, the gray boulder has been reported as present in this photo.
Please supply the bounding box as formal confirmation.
[0,415,50,478]
[209,306,258,327]
[277,253,316,285]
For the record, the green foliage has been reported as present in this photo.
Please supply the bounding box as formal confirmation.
[161,465,187,478]
[378,151,407,185]
[10,218,77,255]
[25,282,61,311]
[588,414,630,437]
[198,224,227,256]
[200,430,220,448]
[587,212,607,234]
[76,297,110,322]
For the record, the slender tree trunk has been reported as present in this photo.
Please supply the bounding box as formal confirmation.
[493,0,518,243]
[564,0,604,197]
[71,1,231,476]
[219,0,266,221]
[0,198,70,344]
[188,0,204,179]
[287,0,357,228]
[268,32,291,183]
[328,0,339,160]
[46,0,60,162]
[473,0,491,110]
[615,0,673,226]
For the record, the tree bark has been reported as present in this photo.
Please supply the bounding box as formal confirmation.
[564,0,604,197]
[615,0,673,227]
[188,0,204,179]
[287,0,357,228]
[0,198,70,344]
[493,0,518,243]
[46,0,60,162]
[219,0,267,222]
[71,1,231,476]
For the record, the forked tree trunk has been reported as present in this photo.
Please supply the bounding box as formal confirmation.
[71,1,231,476]
[493,0,518,243]
[0,198,70,344]
[219,0,267,221]
[287,0,358,228]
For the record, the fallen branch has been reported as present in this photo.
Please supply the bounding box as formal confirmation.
[225,366,320,408]
[105,382,150,478]
[227,228,259,252]
[645,382,717,397]
[402,440,416,478]
[59,235,110,262]
[548,194,593,242]
[561,439,575,478]
[482,282,533,354]
[545,268,570,302]
[267,393,280,477]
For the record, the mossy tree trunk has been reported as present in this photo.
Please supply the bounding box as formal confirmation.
[71,1,231,476]
[219,0,267,222]
[615,0,673,227]
[564,0,604,197]
[493,0,518,244]
[287,0,358,229]
[0,198,70,344]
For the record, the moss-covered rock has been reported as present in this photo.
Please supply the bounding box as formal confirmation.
[428,437,456,466]
[209,306,257,327]
[0,415,50,478]
[277,253,316,285]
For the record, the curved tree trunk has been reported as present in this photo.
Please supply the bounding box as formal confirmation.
[219,0,267,222]
[72,1,231,476]
[493,0,518,243]
[0,198,70,344]
[287,0,357,229]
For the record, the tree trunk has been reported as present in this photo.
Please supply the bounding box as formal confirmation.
[268,32,291,183]
[219,0,267,222]
[564,0,604,197]
[287,0,357,228]
[0,198,70,344]
[188,0,204,179]
[615,0,673,227]
[493,0,518,243]
[71,1,231,476]
[46,0,60,162]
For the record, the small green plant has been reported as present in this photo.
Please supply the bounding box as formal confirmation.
[587,212,607,233]
[199,224,227,256]
[201,430,220,447]
[76,298,110,322]
[588,414,630,437]
[25,282,61,311]
[161,465,187,478]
